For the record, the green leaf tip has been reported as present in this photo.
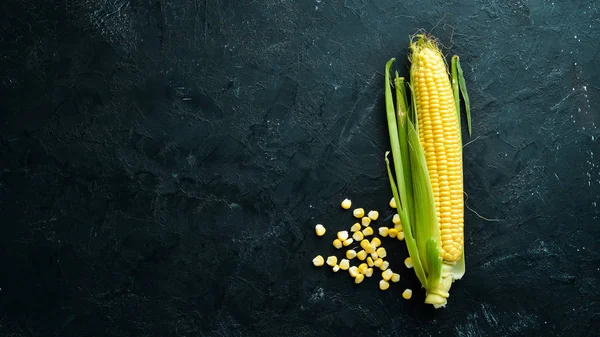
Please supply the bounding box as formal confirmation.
[455,56,472,136]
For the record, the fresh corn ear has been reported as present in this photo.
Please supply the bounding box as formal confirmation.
[383,34,471,308]
[412,38,464,263]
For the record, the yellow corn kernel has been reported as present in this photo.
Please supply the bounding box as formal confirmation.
[374,258,383,268]
[312,255,324,267]
[358,263,368,274]
[367,210,379,220]
[370,252,378,260]
[346,250,357,260]
[402,289,413,300]
[360,239,370,250]
[380,261,390,271]
[361,217,371,227]
[341,198,352,209]
[365,245,376,254]
[411,37,464,263]
[376,247,387,258]
[371,237,381,248]
[382,269,393,281]
[353,208,365,218]
[392,214,401,225]
[355,273,365,284]
[367,257,374,267]
[378,227,389,237]
[332,264,340,272]
[391,273,400,283]
[389,197,396,209]
[394,223,403,231]
[326,256,338,266]
[404,257,414,269]
[362,227,374,237]
[397,231,405,241]
[337,231,349,241]
[343,238,354,246]
[388,228,398,238]
[357,250,367,260]
[315,224,326,236]
[349,266,359,277]
[350,223,361,232]
[365,268,374,277]
[379,279,390,290]
[352,231,364,242]
[339,259,350,270]
[333,239,343,249]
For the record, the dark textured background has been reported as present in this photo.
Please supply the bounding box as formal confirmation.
[1,0,599,336]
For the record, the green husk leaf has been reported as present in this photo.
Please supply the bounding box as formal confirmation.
[455,56,472,136]
[407,121,440,272]
[385,59,409,212]
[394,72,409,116]
[394,74,415,229]
[451,55,462,141]
[425,239,442,289]
[385,59,427,288]
[385,152,427,287]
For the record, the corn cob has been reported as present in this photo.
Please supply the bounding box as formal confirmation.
[411,37,464,263]
[384,34,471,308]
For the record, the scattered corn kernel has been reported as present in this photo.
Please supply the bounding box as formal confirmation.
[370,252,378,260]
[361,217,371,227]
[312,255,324,267]
[326,256,338,266]
[315,224,326,236]
[379,279,390,290]
[365,245,376,254]
[392,214,401,225]
[357,250,367,260]
[389,197,396,209]
[367,210,379,220]
[358,263,368,274]
[337,231,349,241]
[353,208,365,218]
[346,250,357,260]
[341,198,352,209]
[391,273,400,283]
[402,289,413,300]
[350,223,361,232]
[376,247,387,258]
[360,239,370,250]
[343,238,354,246]
[394,223,403,231]
[349,266,359,277]
[366,268,374,277]
[339,259,350,270]
[374,258,383,268]
[352,231,364,242]
[367,257,374,267]
[382,269,393,281]
[404,257,414,269]
[378,227,389,237]
[380,261,390,271]
[354,273,365,284]
[397,231,405,241]
[333,239,343,249]
[332,265,340,272]
[362,227,374,236]
[371,237,381,248]
[388,228,398,238]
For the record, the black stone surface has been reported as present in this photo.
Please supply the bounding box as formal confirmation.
[1,0,599,336]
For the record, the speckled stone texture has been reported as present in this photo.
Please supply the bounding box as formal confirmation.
[1,0,599,336]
